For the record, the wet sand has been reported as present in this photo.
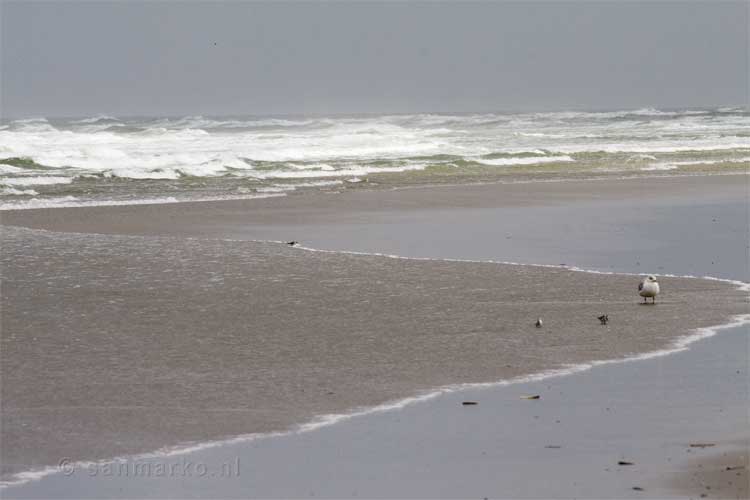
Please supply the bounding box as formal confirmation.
[5,174,747,282]
[3,174,746,240]
[671,444,748,499]
[1,174,748,496]
[5,320,746,499]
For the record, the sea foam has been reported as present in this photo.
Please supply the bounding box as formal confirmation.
[1,108,746,194]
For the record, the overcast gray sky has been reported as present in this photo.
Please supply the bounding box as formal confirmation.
[1,1,747,118]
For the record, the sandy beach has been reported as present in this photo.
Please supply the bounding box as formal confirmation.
[1,174,748,498]
[3,2,748,496]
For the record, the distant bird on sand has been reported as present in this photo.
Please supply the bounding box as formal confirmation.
[535,318,543,328]
[287,241,299,246]
[638,275,660,304]
[598,314,609,325]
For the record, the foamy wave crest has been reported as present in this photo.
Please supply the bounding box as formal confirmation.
[476,155,574,166]
[642,157,750,171]
[292,180,344,187]
[0,195,80,209]
[641,163,679,171]
[549,141,750,155]
[250,163,429,179]
[71,115,120,124]
[254,179,344,193]
[107,169,181,180]
[0,193,287,210]
[1,176,74,186]
[626,154,658,162]
[0,107,746,205]
[6,118,57,133]
[288,162,336,171]
[0,187,38,196]
[0,164,24,174]
[515,132,568,138]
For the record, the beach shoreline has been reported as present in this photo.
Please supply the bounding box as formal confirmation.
[3,173,747,237]
[2,174,748,497]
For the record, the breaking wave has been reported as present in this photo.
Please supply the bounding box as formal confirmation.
[1,107,748,207]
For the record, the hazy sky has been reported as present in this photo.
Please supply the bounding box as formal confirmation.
[2,1,747,118]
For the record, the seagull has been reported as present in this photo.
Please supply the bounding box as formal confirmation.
[598,314,609,325]
[638,275,660,304]
[535,318,543,328]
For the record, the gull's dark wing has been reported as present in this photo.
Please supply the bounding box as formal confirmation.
[638,282,643,291]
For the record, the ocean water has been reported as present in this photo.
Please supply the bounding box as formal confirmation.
[1,108,748,209]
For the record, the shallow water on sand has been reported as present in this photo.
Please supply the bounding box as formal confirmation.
[11,321,745,499]
[4,223,741,484]
[2,176,748,497]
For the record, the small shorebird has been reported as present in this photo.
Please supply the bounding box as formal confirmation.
[287,241,299,247]
[638,275,660,304]
[535,318,543,328]
[598,314,609,325]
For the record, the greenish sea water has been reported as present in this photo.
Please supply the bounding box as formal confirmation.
[1,108,748,208]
